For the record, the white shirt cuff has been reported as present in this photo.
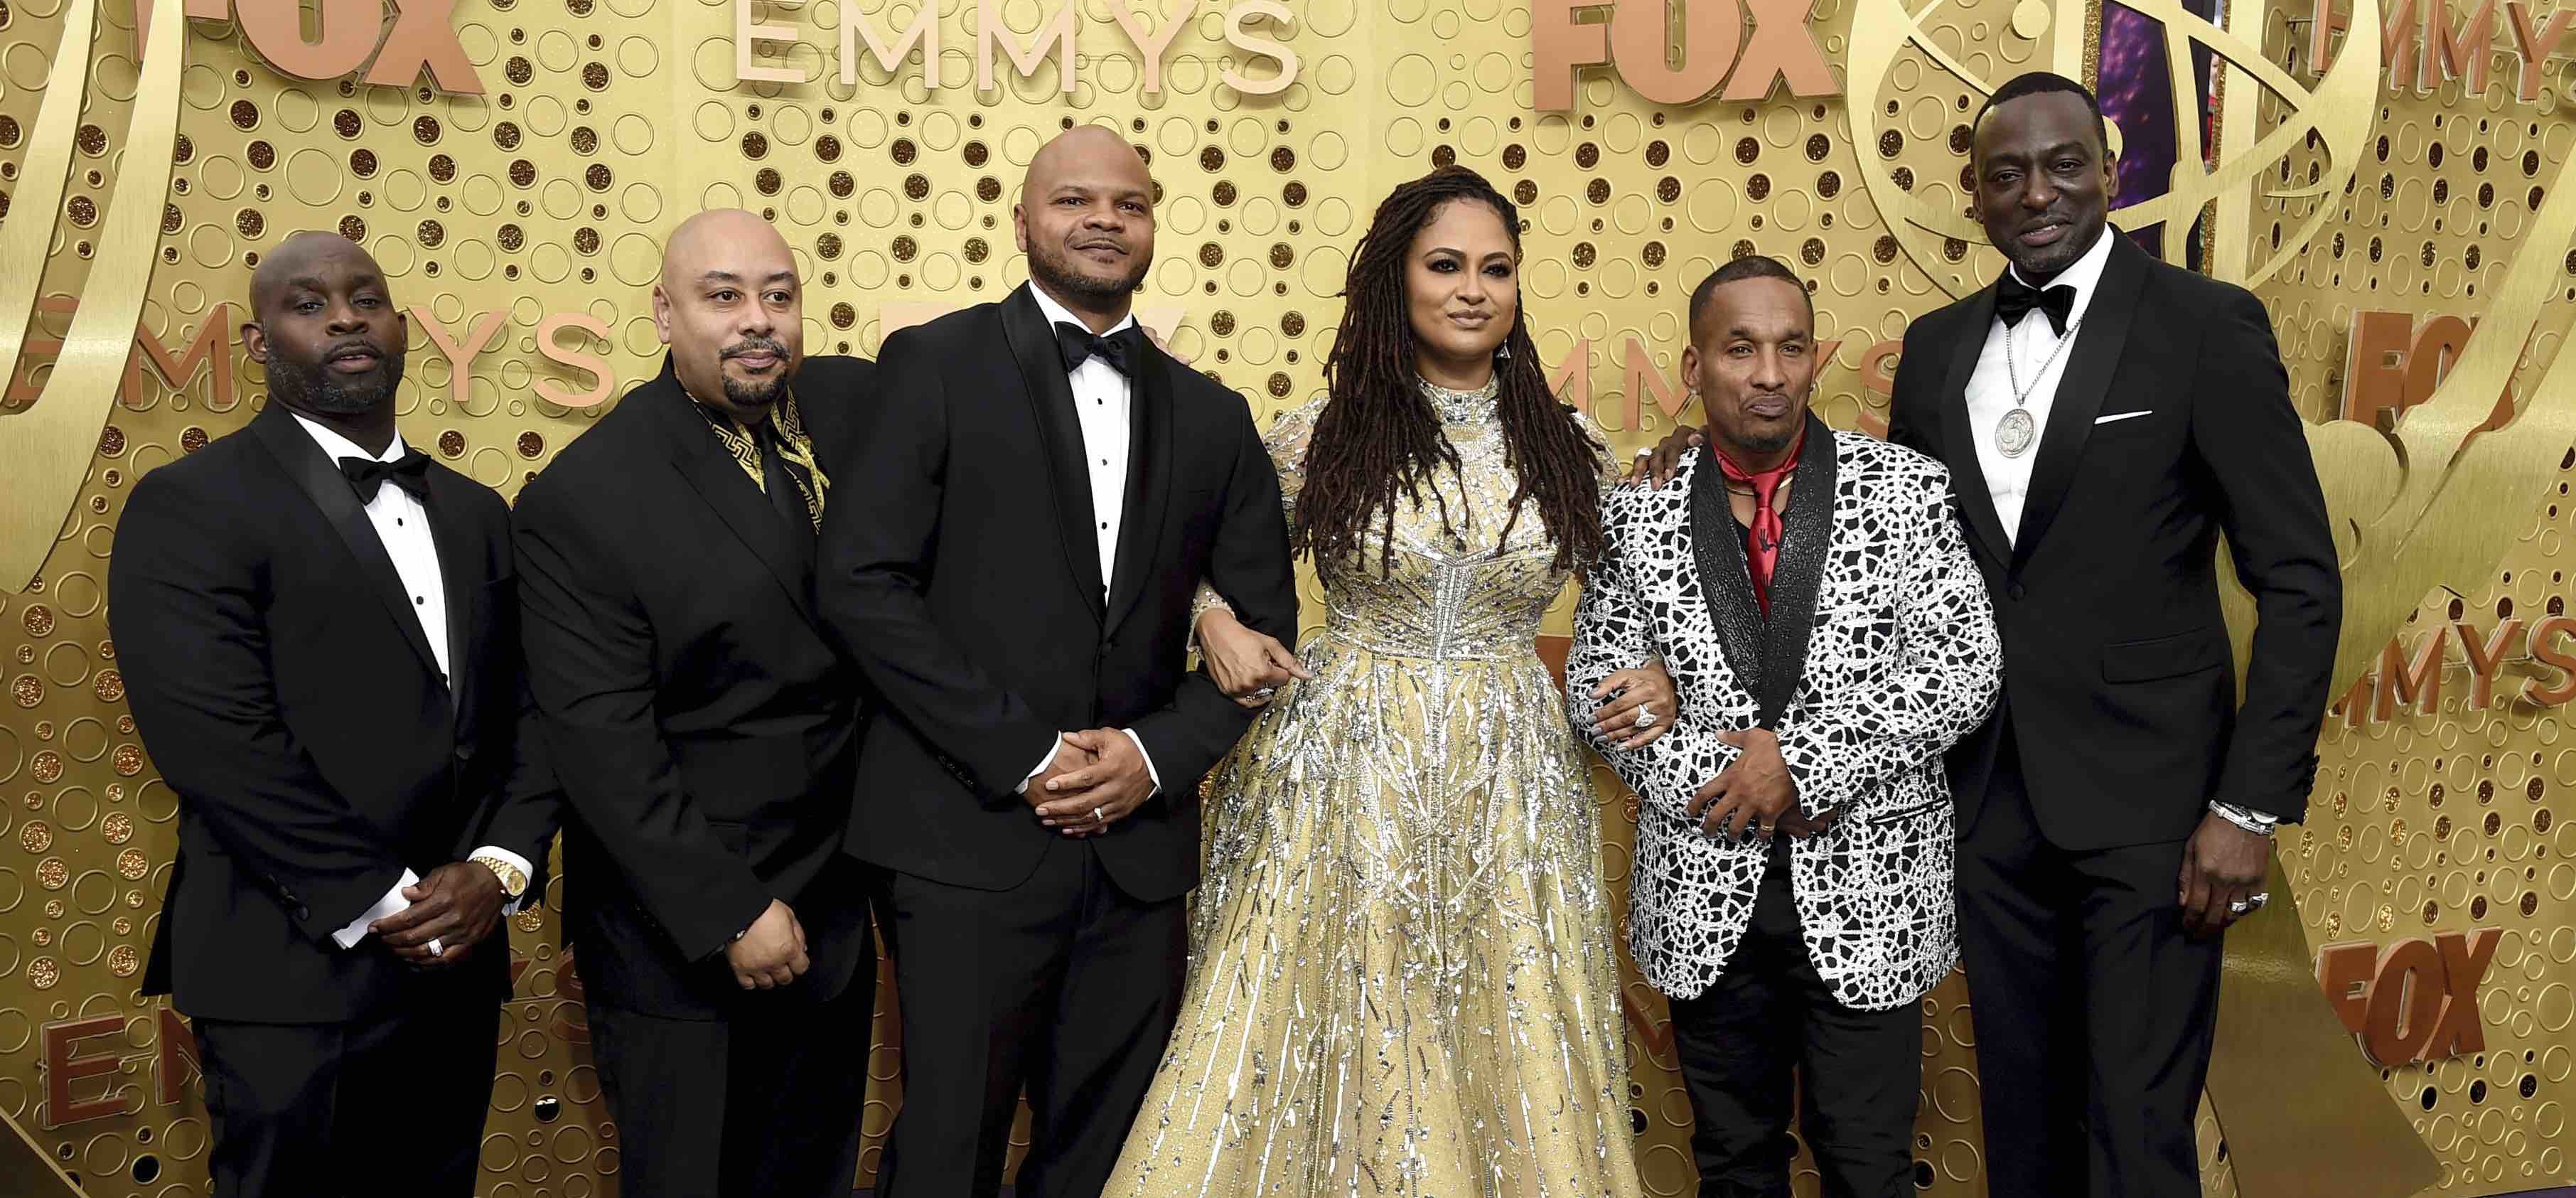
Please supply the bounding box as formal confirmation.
[334,868,421,949]
[1013,732,1160,796]
[1015,736,1065,796]
[1120,729,1162,796]
[469,845,536,915]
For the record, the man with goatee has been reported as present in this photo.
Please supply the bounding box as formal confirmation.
[113,231,559,1197]
[514,209,877,1197]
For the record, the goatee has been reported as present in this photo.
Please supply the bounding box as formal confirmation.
[1029,242,1147,304]
[268,349,404,416]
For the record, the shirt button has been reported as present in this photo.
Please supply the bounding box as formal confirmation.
[414,596,425,605]
[2008,583,2027,601]
[1099,522,1109,530]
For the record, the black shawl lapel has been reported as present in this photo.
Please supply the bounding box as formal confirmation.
[1000,286,1108,619]
[2011,229,2146,570]
[1751,416,1837,727]
[1102,339,1172,635]
[640,360,826,634]
[247,406,444,682]
[1687,444,1766,699]
[422,466,485,724]
[1933,288,2014,566]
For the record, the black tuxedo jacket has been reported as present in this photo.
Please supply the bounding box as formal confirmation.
[817,285,1298,902]
[515,355,875,1019]
[111,405,559,1023]
[1888,232,2341,849]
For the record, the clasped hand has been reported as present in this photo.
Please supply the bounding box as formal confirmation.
[1032,729,1155,838]
[726,898,810,990]
[1685,728,1837,842]
[370,861,508,968]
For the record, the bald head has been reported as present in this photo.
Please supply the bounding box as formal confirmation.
[653,208,803,422]
[241,230,407,422]
[250,231,385,320]
[1016,126,1155,327]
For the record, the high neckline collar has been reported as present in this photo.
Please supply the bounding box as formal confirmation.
[1417,373,1499,426]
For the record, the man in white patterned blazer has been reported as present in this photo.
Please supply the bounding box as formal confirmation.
[1568,255,2002,1198]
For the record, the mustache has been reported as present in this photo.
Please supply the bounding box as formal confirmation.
[721,336,790,360]
[323,337,382,360]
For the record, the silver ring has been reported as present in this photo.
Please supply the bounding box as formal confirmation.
[1251,686,1276,700]
[2228,892,2268,916]
[1092,807,1105,823]
[1633,704,1657,729]
[1633,446,1653,458]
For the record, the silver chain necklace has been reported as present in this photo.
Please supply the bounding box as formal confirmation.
[1995,315,2081,459]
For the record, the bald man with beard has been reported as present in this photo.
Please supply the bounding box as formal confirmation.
[818,124,1298,1198]
[112,232,559,1196]
[514,209,878,1197]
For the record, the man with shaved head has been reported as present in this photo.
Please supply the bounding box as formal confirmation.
[515,208,879,1196]
[820,124,1298,1197]
[112,230,560,1196]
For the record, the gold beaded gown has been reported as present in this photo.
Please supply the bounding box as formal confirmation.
[1105,377,1643,1197]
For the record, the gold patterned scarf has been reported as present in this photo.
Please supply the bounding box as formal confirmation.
[694,387,829,530]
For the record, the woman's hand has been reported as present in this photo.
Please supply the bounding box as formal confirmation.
[1198,606,1312,707]
[1590,657,1679,750]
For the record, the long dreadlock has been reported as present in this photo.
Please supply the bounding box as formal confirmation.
[1297,166,1606,577]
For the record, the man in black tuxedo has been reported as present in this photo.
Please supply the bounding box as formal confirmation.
[513,208,877,1197]
[816,126,1299,1197]
[1640,73,2340,1197]
[112,232,559,1197]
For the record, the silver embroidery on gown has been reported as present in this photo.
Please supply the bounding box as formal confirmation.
[1106,377,1643,1197]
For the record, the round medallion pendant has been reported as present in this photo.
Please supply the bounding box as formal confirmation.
[1995,406,2037,458]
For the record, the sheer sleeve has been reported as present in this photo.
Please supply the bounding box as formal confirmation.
[1572,406,1626,503]
[1195,397,1324,627]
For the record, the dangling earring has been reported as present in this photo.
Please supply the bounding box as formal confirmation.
[1496,342,1513,361]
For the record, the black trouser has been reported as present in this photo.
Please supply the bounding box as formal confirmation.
[872,839,1186,1198]
[1668,839,1922,1198]
[586,953,874,1198]
[195,995,499,1198]
[1956,727,2223,1197]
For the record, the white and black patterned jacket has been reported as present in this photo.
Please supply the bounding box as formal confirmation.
[1567,422,2002,1008]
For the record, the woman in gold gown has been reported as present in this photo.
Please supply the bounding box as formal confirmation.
[1104,167,1669,1196]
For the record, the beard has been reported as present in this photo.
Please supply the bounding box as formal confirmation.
[717,336,795,410]
[1737,422,1799,456]
[1028,237,1148,304]
[267,347,404,415]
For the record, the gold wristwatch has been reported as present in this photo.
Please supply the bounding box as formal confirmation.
[470,854,529,900]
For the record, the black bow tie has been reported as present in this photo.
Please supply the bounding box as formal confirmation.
[1055,322,1142,377]
[338,451,431,503]
[1995,273,2078,337]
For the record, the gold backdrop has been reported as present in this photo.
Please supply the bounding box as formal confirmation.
[0,0,2567,1192]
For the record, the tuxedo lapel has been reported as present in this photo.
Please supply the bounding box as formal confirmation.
[246,408,444,682]
[422,467,485,724]
[642,365,827,634]
[1103,346,1172,635]
[1001,287,1108,619]
[1752,417,1836,727]
[1687,447,1766,699]
[2012,231,2145,570]
[1933,290,2014,566]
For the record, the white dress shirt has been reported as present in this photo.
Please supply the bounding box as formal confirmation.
[289,415,533,950]
[1961,225,2115,543]
[1016,284,1161,797]
[1955,237,2282,838]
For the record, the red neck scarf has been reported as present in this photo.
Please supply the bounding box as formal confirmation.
[1712,427,1805,615]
